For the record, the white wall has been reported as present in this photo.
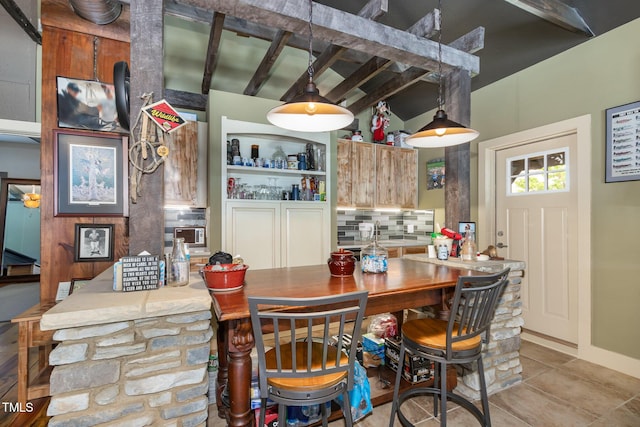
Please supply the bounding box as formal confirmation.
[0,141,40,179]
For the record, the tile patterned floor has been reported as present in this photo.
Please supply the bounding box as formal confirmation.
[208,340,640,426]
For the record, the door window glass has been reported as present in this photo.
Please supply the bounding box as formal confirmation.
[507,149,568,195]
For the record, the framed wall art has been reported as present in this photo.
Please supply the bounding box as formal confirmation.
[426,158,445,190]
[54,129,128,216]
[605,100,640,183]
[74,224,114,262]
[56,76,128,133]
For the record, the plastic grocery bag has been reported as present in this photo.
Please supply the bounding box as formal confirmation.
[335,360,372,422]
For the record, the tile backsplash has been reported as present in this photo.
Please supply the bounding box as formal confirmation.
[337,209,434,244]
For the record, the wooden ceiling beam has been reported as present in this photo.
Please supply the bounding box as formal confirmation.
[325,9,440,104]
[345,25,484,115]
[324,56,392,104]
[201,11,226,94]
[165,88,208,111]
[243,29,292,96]
[167,4,377,65]
[280,0,388,102]
[0,0,42,44]
[347,67,428,115]
[178,0,479,74]
[503,0,594,36]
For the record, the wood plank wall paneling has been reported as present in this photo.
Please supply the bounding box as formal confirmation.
[165,122,198,205]
[40,4,130,303]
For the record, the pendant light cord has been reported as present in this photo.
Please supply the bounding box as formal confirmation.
[437,0,444,111]
[307,0,314,83]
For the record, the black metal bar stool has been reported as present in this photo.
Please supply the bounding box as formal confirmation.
[249,291,368,427]
[388,269,510,426]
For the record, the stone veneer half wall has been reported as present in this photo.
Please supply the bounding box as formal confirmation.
[40,269,213,427]
[403,255,525,398]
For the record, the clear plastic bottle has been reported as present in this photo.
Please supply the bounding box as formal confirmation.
[460,230,477,262]
[169,237,190,286]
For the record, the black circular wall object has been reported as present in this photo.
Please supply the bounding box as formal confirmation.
[113,61,130,131]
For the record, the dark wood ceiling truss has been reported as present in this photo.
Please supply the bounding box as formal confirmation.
[166,0,483,116]
[201,11,226,94]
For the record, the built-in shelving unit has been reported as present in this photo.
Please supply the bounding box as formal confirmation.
[220,117,331,270]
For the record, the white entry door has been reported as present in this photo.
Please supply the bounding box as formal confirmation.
[495,133,579,344]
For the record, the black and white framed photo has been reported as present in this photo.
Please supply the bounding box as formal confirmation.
[605,100,640,183]
[74,224,114,262]
[56,76,128,133]
[54,129,128,216]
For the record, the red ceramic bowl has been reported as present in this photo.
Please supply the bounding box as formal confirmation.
[201,264,248,292]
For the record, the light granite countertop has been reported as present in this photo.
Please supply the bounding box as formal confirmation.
[402,253,526,273]
[40,267,211,331]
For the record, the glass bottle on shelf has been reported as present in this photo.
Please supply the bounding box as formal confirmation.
[272,146,287,170]
[168,237,190,287]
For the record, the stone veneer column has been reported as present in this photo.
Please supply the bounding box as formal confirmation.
[456,269,524,399]
[40,270,213,426]
[46,311,212,426]
[402,255,525,398]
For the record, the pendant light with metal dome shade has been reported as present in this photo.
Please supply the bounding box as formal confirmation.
[267,0,354,132]
[407,0,479,148]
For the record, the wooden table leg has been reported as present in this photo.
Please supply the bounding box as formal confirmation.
[226,318,254,427]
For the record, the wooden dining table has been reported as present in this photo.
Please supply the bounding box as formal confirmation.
[210,257,477,427]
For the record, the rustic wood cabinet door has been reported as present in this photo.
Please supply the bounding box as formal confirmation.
[336,139,353,206]
[165,121,199,206]
[336,140,375,208]
[350,142,376,208]
[375,146,418,209]
[397,148,418,209]
[375,145,399,208]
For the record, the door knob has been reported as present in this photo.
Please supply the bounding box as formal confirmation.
[496,242,508,248]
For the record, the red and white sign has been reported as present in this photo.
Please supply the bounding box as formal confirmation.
[142,99,187,133]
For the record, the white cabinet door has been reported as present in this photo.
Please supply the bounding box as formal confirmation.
[281,205,329,268]
[225,202,281,270]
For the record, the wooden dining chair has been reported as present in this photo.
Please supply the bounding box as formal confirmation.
[248,290,368,427]
[388,269,510,427]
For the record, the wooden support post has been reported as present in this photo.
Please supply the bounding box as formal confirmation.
[129,0,165,256]
[444,68,472,229]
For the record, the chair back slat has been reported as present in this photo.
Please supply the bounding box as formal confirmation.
[249,291,368,396]
[447,269,510,358]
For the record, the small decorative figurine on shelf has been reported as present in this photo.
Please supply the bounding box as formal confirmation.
[371,100,390,143]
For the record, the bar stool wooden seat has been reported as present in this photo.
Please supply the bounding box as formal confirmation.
[388,269,510,427]
[249,291,368,427]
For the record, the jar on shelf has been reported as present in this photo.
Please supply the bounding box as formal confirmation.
[272,146,287,169]
[168,237,190,287]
